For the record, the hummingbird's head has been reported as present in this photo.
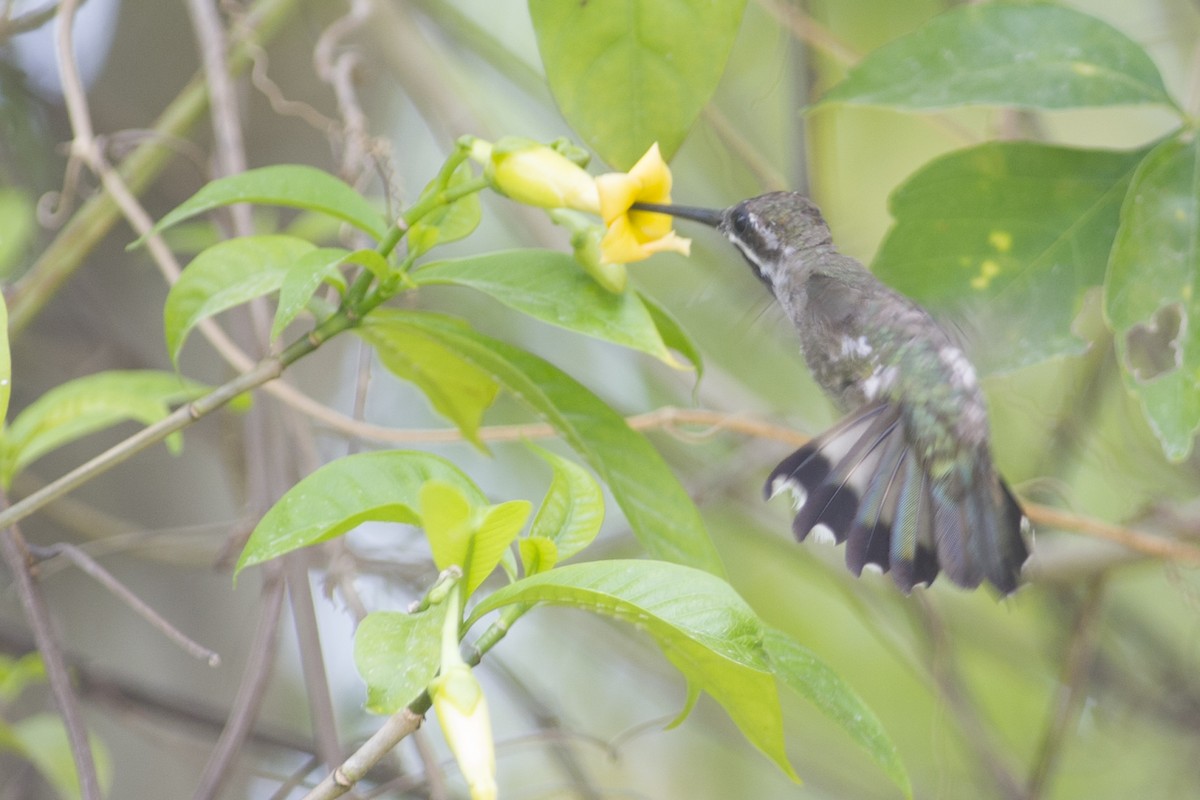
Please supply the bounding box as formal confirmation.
[633,192,833,287]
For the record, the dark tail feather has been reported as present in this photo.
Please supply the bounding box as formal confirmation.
[844,429,907,576]
[766,404,1030,595]
[766,403,897,544]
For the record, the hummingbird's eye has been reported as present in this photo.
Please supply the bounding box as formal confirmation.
[730,208,752,237]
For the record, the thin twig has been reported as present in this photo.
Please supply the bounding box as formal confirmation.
[1026,503,1200,568]
[0,503,101,799]
[192,566,287,800]
[1025,578,1107,798]
[27,542,220,665]
[284,555,346,770]
[185,0,254,238]
[916,595,1024,800]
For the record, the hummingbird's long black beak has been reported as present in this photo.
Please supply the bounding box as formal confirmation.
[631,201,724,228]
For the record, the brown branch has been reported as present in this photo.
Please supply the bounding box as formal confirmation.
[0,506,101,799]
[1025,578,1107,798]
[1025,503,1200,568]
[27,542,220,664]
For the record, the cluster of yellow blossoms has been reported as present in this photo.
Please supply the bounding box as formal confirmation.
[467,137,690,292]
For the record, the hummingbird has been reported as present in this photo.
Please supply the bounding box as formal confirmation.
[635,193,1030,594]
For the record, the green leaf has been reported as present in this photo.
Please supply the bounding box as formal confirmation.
[469,560,797,781]
[355,315,501,447]
[235,450,488,574]
[764,627,911,799]
[822,4,1175,111]
[164,235,315,364]
[413,250,683,367]
[134,164,388,245]
[1105,135,1200,460]
[638,289,703,376]
[419,480,530,596]
[527,442,604,562]
[873,142,1149,373]
[518,536,559,576]
[408,162,483,258]
[355,605,450,714]
[9,714,112,800]
[380,310,724,575]
[270,247,360,340]
[529,0,749,169]
[1,371,208,486]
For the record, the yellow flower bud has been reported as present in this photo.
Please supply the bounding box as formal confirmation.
[430,663,497,800]
[482,137,600,213]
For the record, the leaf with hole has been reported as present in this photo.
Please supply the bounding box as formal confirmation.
[1105,134,1200,460]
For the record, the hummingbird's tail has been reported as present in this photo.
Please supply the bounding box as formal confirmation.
[765,402,1030,594]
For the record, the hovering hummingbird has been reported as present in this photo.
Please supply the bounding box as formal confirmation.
[635,193,1030,594]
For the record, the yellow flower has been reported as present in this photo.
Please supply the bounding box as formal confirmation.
[472,137,599,213]
[431,663,497,800]
[595,143,691,264]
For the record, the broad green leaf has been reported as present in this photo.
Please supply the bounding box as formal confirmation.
[764,627,911,799]
[0,291,10,424]
[355,605,450,714]
[823,4,1175,111]
[518,536,558,576]
[527,442,604,561]
[638,290,703,376]
[1105,135,1200,460]
[873,142,1149,373]
[529,0,749,169]
[418,481,529,596]
[272,250,388,340]
[134,164,388,244]
[355,316,501,447]
[420,480,474,574]
[164,235,314,364]
[1,371,208,486]
[379,310,724,574]
[469,560,797,781]
[413,250,682,367]
[271,247,355,340]
[408,162,483,258]
[0,186,35,278]
[9,714,112,800]
[236,451,487,574]
[469,500,531,594]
